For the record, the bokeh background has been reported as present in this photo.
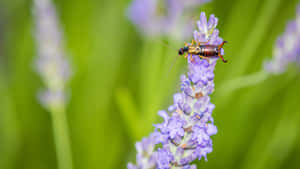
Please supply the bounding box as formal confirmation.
[1,0,300,169]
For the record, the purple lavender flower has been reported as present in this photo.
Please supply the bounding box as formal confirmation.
[264,5,300,74]
[33,0,71,110]
[128,12,222,169]
[127,0,210,39]
[127,131,167,169]
[156,111,187,140]
[156,148,174,169]
[33,2,74,169]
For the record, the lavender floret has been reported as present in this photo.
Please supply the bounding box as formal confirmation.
[33,0,72,110]
[128,12,222,169]
[127,0,210,39]
[264,5,300,74]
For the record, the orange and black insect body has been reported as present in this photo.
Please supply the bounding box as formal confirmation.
[178,40,228,63]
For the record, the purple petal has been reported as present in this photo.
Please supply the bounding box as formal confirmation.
[206,124,217,136]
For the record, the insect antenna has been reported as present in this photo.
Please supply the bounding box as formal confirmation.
[156,40,184,93]
[164,54,181,79]
[157,40,182,78]
[157,40,179,51]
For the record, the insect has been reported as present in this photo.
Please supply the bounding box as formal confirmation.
[178,40,228,63]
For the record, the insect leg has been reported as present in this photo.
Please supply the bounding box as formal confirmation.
[198,41,209,46]
[184,53,188,58]
[190,54,195,62]
[199,55,210,62]
[218,41,227,49]
[218,54,228,63]
[191,40,195,45]
[218,41,228,63]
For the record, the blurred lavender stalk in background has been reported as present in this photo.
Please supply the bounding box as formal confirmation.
[264,5,300,74]
[33,0,73,169]
[128,12,222,169]
[219,5,300,95]
[127,0,210,40]
[34,0,71,109]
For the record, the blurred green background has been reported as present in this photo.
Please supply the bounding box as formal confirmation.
[1,0,300,169]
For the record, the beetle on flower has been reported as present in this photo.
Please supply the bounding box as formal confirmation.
[128,12,225,169]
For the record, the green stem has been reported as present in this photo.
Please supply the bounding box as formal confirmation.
[218,70,269,95]
[50,107,73,169]
[115,87,141,140]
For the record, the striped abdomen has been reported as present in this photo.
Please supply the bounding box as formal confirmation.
[198,45,219,57]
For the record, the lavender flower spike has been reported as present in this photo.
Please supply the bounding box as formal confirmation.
[127,0,210,39]
[33,0,71,110]
[128,12,222,169]
[264,5,300,74]
[33,1,73,169]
